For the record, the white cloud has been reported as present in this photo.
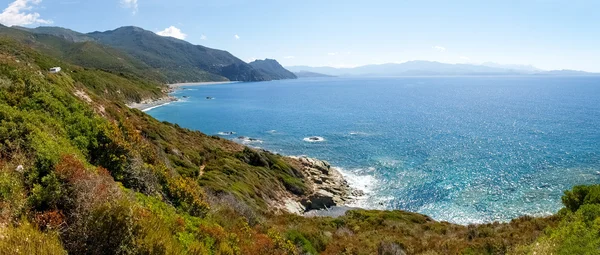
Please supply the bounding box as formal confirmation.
[460,56,470,61]
[0,0,52,27]
[200,34,207,40]
[327,52,337,56]
[156,26,187,40]
[234,34,240,40]
[120,0,138,14]
[247,57,257,62]
[284,56,295,59]
[433,46,446,52]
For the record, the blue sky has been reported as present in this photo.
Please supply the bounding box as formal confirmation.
[1,0,599,71]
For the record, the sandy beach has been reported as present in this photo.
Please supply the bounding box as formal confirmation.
[168,81,238,88]
[127,96,177,112]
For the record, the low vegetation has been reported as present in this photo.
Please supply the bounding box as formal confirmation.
[0,35,598,254]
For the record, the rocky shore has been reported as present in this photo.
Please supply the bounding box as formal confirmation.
[282,156,364,215]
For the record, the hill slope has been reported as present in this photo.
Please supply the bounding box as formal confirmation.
[0,25,167,85]
[249,59,297,80]
[15,26,95,42]
[87,26,269,83]
[11,25,299,83]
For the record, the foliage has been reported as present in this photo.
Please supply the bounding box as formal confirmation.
[0,221,67,255]
[516,185,600,254]
[0,34,595,255]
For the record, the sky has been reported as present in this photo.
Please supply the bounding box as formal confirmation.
[0,0,599,71]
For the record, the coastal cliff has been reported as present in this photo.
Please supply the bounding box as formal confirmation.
[272,156,362,214]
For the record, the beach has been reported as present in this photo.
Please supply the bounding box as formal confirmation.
[169,81,238,88]
[127,96,177,112]
[127,81,238,111]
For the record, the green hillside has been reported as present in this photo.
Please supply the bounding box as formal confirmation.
[87,26,269,83]
[10,25,297,84]
[0,25,167,86]
[15,26,95,43]
[0,34,599,255]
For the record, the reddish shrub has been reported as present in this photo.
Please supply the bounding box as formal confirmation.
[34,209,65,230]
[54,155,87,183]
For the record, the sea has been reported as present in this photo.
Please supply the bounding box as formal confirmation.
[147,76,600,224]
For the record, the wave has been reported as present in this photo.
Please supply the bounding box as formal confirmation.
[266,130,277,134]
[234,136,263,144]
[303,136,325,142]
[217,131,236,136]
[142,102,171,112]
[335,167,380,208]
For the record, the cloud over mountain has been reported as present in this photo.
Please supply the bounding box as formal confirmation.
[0,0,52,26]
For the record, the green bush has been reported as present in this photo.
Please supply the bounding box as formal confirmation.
[562,185,600,212]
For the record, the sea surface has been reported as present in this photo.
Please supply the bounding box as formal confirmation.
[147,76,600,224]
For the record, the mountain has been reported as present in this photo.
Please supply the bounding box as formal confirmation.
[87,26,269,83]
[481,62,540,72]
[249,59,297,80]
[0,25,167,83]
[14,26,94,42]
[287,61,597,76]
[294,71,336,78]
[286,65,345,75]
[8,25,296,83]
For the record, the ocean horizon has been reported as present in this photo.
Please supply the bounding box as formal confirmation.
[147,76,600,224]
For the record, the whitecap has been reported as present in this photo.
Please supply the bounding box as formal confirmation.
[217,131,236,136]
[266,130,277,134]
[234,136,263,144]
[303,136,325,142]
[335,167,379,208]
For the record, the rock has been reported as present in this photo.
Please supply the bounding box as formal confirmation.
[302,190,336,210]
[284,198,305,215]
[15,165,23,173]
[352,189,366,197]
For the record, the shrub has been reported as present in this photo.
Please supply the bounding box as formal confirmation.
[0,221,67,255]
[63,199,137,254]
[28,173,64,211]
[562,185,600,212]
[0,170,27,221]
[378,241,406,255]
[286,229,318,254]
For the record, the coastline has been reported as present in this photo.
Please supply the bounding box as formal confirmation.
[169,81,238,88]
[128,81,238,111]
[127,96,178,112]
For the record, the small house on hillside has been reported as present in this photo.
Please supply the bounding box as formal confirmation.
[49,67,61,73]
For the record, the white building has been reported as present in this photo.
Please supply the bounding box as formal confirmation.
[49,67,61,73]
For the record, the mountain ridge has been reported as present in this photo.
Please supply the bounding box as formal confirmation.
[286,60,597,76]
[6,25,297,84]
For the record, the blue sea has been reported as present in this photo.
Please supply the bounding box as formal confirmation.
[147,76,600,224]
